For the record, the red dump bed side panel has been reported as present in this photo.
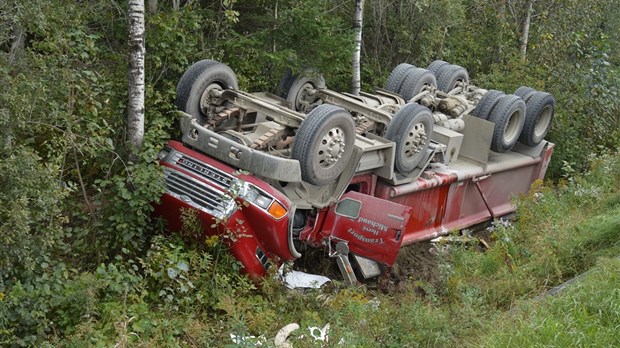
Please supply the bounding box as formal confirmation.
[374,143,554,244]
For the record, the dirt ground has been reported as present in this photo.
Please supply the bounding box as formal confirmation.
[384,242,442,291]
[291,241,443,293]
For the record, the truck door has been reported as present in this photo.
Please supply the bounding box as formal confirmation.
[321,191,411,266]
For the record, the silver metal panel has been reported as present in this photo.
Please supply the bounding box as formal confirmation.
[354,133,395,176]
[513,140,547,158]
[180,115,302,182]
[353,254,382,279]
[163,167,236,220]
[459,115,494,164]
[358,132,395,180]
[432,126,464,164]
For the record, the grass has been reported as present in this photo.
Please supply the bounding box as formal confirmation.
[25,153,620,346]
[479,257,620,348]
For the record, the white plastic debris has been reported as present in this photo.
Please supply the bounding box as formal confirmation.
[367,297,381,310]
[278,265,331,289]
[308,323,330,342]
[274,323,300,348]
[229,333,265,346]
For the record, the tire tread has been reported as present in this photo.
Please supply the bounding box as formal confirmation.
[519,91,555,146]
[489,94,526,152]
[291,105,355,185]
[386,63,415,93]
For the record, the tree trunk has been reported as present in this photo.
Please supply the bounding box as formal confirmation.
[8,23,25,65]
[147,0,158,14]
[494,0,506,64]
[272,0,278,53]
[1,109,11,151]
[4,21,24,150]
[520,0,533,63]
[352,0,365,95]
[127,0,146,159]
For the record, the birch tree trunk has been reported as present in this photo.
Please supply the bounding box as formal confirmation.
[127,0,146,158]
[351,0,365,95]
[520,0,534,62]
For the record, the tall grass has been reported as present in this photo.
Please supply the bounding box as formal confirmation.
[479,257,620,348]
[47,153,620,346]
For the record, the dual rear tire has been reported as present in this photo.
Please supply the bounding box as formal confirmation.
[472,87,555,152]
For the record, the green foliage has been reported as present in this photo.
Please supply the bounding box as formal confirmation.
[139,235,255,313]
[0,0,619,345]
[479,257,620,347]
[363,0,467,85]
[444,153,620,312]
[212,0,355,92]
[0,263,105,346]
[0,147,68,287]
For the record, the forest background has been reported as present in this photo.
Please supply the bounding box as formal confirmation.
[0,0,619,346]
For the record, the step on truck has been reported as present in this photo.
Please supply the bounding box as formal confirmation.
[153,60,555,284]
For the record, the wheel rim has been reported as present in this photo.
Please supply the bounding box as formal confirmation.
[503,109,524,144]
[294,82,318,112]
[403,122,427,159]
[317,126,346,169]
[534,104,553,140]
[199,82,224,115]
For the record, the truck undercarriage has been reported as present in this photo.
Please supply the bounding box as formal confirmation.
[154,59,555,284]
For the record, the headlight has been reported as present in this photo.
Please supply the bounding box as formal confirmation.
[241,184,287,219]
[255,194,273,209]
[157,146,171,161]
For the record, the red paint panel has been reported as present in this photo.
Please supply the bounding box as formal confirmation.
[239,200,295,262]
[321,191,411,265]
[381,181,452,245]
[373,144,556,244]
[154,141,297,277]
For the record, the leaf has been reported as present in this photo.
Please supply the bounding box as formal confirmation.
[167,267,178,279]
[177,261,189,272]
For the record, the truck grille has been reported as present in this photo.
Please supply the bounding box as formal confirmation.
[256,247,270,270]
[169,152,234,189]
[163,168,236,220]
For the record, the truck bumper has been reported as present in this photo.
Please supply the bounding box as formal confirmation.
[154,141,300,277]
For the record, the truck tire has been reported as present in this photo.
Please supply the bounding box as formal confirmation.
[519,91,555,147]
[514,86,536,100]
[472,90,505,120]
[385,103,434,173]
[427,60,450,75]
[399,68,437,101]
[286,70,326,113]
[385,63,415,93]
[489,94,526,153]
[176,59,219,111]
[176,60,238,124]
[437,64,469,92]
[291,105,355,186]
[276,69,295,98]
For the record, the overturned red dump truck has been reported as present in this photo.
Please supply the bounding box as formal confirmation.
[153,59,555,283]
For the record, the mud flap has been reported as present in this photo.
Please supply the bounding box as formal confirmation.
[321,191,411,266]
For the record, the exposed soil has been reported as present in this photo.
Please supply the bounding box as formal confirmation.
[291,241,443,294]
[291,246,343,280]
[379,242,441,292]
